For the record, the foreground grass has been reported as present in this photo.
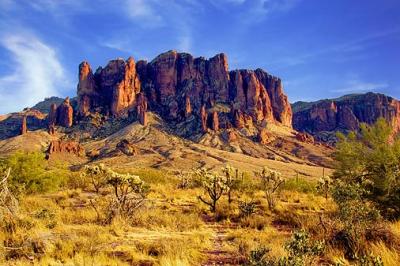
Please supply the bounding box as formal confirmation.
[1,167,399,265]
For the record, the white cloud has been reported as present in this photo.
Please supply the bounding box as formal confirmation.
[0,33,68,114]
[125,0,163,27]
[332,80,388,94]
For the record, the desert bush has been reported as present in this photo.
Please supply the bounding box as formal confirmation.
[239,200,258,218]
[333,118,400,219]
[246,246,272,266]
[282,177,316,194]
[246,230,325,266]
[133,168,172,185]
[1,152,67,194]
[195,168,227,212]
[331,181,381,259]
[256,167,285,210]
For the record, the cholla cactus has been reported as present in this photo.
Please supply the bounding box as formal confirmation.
[106,170,149,220]
[195,168,227,212]
[221,165,240,204]
[256,167,284,210]
[83,163,109,193]
[83,164,148,222]
[317,175,332,200]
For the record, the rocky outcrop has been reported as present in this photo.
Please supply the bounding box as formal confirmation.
[227,130,237,143]
[77,61,96,116]
[295,132,314,144]
[76,51,292,135]
[257,128,269,144]
[185,95,192,118]
[20,116,27,135]
[46,98,73,128]
[48,104,57,126]
[116,139,138,156]
[0,109,46,140]
[56,97,73,127]
[292,93,400,136]
[77,57,141,117]
[255,69,292,127]
[48,124,55,135]
[46,140,85,157]
[210,111,219,131]
[200,105,207,132]
[136,93,148,126]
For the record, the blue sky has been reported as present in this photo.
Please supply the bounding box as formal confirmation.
[0,0,399,114]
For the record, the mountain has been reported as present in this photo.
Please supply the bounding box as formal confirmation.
[0,50,334,170]
[292,92,400,142]
[76,50,292,132]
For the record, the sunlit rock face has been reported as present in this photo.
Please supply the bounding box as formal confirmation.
[76,50,293,133]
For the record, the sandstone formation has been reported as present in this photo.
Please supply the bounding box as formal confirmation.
[76,51,293,135]
[136,93,148,126]
[20,116,27,135]
[0,109,46,140]
[48,124,55,135]
[292,93,400,136]
[46,140,85,157]
[227,130,237,143]
[46,98,73,128]
[210,111,219,131]
[295,132,314,144]
[77,57,141,116]
[48,104,57,126]
[258,128,269,144]
[56,97,73,127]
[116,139,138,156]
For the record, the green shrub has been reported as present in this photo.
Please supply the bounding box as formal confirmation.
[333,118,400,219]
[281,178,316,194]
[1,152,67,194]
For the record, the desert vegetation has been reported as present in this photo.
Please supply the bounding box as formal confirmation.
[0,119,400,265]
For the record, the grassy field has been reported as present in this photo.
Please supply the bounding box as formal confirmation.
[1,161,399,266]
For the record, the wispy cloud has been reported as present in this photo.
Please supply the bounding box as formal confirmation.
[211,0,301,24]
[0,32,69,114]
[270,28,400,69]
[124,0,163,27]
[116,0,198,52]
[331,79,388,94]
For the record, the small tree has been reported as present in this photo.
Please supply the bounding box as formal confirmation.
[196,168,227,213]
[221,165,240,204]
[256,167,284,210]
[333,118,400,219]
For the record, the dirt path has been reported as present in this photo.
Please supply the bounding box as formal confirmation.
[201,215,246,266]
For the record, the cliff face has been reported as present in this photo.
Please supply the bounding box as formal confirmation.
[292,93,400,135]
[76,51,293,132]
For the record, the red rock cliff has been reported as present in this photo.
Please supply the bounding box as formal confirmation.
[292,92,400,135]
[76,51,293,132]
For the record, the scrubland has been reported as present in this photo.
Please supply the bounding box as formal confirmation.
[1,119,400,265]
